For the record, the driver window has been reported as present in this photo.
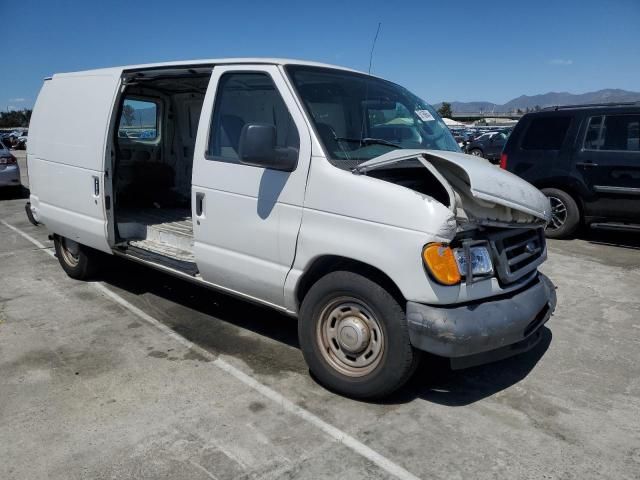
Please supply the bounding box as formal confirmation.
[207,72,299,163]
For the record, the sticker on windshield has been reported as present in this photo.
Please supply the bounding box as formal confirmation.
[415,109,435,122]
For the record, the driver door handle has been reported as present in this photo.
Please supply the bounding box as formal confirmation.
[576,162,599,168]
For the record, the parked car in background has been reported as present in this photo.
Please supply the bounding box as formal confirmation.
[0,138,21,191]
[15,130,28,150]
[452,130,474,147]
[464,129,509,162]
[3,129,28,149]
[502,103,640,238]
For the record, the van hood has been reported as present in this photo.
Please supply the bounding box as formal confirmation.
[356,149,551,225]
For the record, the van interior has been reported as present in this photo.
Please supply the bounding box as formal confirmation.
[110,67,212,273]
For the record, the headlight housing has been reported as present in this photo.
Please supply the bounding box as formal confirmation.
[422,243,493,285]
[453,246,494,278]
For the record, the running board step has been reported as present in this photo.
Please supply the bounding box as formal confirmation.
[128,238,195,262]
[590,222,640,232]
[126,242,198,276]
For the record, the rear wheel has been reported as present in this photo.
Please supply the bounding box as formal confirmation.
[541,188,580,239]
[54,236,100,280]
[299,271,419,399]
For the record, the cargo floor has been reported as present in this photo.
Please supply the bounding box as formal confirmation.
[117,208,195,264]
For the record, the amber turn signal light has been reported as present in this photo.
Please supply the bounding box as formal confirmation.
[422,243,462,286]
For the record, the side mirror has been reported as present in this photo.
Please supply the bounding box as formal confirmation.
[238,123,297,172]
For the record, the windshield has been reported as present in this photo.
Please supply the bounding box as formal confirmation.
[286,66,460,169]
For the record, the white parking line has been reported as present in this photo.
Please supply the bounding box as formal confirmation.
[0,219,422,480]
[2,220,52,253]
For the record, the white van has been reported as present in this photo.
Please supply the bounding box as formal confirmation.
[27,58,556,398]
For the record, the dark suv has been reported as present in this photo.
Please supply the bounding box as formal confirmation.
[501,103,640,238]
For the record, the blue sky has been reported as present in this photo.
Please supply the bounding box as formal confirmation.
[3,0,639,111]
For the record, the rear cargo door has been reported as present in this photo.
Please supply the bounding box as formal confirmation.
[28,71,121,252]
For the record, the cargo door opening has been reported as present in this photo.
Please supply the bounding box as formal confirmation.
[110,69,211,273]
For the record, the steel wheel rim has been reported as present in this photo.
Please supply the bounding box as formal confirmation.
[547,196,568,231]
[316,297,384,377]
[60,238,80,267]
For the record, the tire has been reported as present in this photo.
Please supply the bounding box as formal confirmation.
[298,271,420,399]
[469,148,483,157]
[53,236,100,280]
[541,188,580,239]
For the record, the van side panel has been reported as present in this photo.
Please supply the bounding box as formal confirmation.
[28,72,121,253]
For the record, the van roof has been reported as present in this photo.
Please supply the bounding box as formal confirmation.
[52,58,365,78]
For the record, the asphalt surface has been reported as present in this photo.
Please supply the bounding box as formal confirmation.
[1,161,639,479]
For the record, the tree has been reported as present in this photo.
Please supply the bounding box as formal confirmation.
[0,109,32,128]
[516,108,523,114]
[122,105,136,126]
[437,102,453,119]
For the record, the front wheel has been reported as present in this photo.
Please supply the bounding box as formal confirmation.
[54,236,101,280]
[541,188,580,239]
[299,271,419,399]
[469,148,483,157]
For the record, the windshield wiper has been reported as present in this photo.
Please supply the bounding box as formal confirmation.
[334,136,401,149]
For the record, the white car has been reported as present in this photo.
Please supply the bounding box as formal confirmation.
[27,58,555,398]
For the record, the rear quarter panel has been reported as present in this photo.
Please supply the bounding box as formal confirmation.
[504,113,578,188]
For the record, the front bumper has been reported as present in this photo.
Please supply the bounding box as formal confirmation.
[0,165,21,187]
[406,273,556,368]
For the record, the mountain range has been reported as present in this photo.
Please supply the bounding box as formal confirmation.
[435,89,640,113]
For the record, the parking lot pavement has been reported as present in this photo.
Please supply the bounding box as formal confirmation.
[1,196,639,480]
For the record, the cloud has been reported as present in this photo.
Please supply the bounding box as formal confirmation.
[549,59,573,66]
[8,97,27,102]
[7,106,17,111]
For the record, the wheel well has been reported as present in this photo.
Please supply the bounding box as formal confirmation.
[295,256,406,309]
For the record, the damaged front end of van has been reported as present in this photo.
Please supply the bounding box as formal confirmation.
[355,149,557,369]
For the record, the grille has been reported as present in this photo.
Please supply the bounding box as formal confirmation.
[489,228,546,285]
